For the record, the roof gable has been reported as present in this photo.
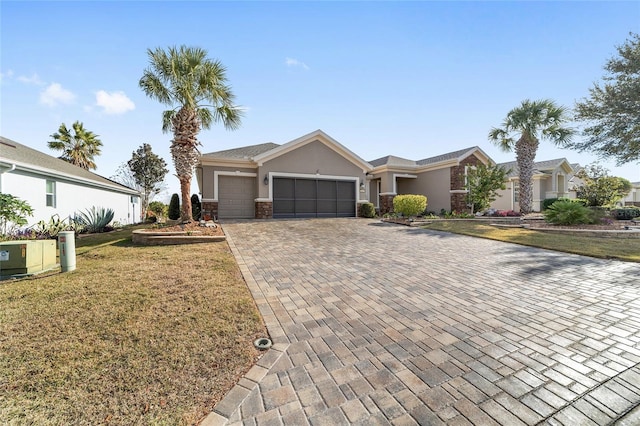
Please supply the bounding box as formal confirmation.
[253,129,373,171]
[0,136,138,194]
[498,158,575,179]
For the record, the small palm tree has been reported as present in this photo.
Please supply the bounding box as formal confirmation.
[48,121,103,170]
[489,99,574,214]
[139,46,242,222]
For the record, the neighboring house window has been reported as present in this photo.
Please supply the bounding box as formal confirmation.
[513,181,520,203]
[46,180,56,207]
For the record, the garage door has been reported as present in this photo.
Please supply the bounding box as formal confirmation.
[273,177,356,218]
[218,176,256,219]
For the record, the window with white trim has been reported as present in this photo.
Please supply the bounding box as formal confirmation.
[46,180,56,207]
[513,181,520,203]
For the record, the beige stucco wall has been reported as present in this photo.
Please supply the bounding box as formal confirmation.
[492,183,515,211]
[199,165,257,200]
[395,168,451,213]
[258,140,367,199]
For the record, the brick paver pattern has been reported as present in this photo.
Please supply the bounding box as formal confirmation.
[216,219,640,425]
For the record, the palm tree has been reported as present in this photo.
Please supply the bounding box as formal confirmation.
[488,99,574,214]
[48,121,103,170]
[139,46,242,222]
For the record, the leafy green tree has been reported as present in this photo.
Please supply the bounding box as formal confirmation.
[168,194,180,220]
[569,33,640,165]
[465,164,509,213]
[139,46,243,222]
[127,143,169,220]
[48,121,103,170]
[489,99,574,214]
[148,201,168,221]
[576,163,632,207]
[0,194,34,236]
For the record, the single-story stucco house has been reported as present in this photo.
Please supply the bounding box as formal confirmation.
[490,158,577,212]
[0,136,141,227]
[196,130,494,219]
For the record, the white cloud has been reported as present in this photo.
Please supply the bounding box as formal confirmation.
[40,83,76,106]
[95,90,135,115]
[17,73,44,85]
[285,57,309,70]
[0,69,14,82]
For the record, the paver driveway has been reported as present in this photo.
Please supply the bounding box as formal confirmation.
[205,219,640,425]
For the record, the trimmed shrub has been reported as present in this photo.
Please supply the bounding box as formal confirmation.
[611,207,640,220]
[393,195,427,218]
[168,193,180,220]
[191,194,201,220]
[544,201,593,225]
[359,202,376,218]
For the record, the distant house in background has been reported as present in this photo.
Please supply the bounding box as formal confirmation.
[491,158,577,212]
[624,182,640,207]
[0,136,140,227]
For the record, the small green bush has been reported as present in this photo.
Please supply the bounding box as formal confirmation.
[168,194,180,220]
[393,194,427,218]
[359,202,376,218]
[542,198,560,210]
[611,207,640,220]
[543,197,587,210]
[544,201,593,225]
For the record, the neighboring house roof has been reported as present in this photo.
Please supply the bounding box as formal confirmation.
[0,136,139,195]
[497,158,574,179]
[202,142,280,160]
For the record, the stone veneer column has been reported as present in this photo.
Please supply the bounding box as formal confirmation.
[201,201,218,221]
[255,201,273,219]
[449,155,482,213]
[379,194,396,215]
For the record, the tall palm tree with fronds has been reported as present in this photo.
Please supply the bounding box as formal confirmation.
[48,121,103,170]
[489,99,574,214]
[139,46,242,222]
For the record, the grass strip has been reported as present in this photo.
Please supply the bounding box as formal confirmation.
[422,221,640,262]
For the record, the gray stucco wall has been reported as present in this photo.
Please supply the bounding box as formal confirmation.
[200,165,257,200]
[258,140,367,199]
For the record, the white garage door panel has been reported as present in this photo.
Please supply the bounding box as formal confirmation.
[218,176,255,219]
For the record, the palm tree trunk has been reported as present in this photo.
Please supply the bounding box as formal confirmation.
[515,136,539,214]
[171,107,201,222]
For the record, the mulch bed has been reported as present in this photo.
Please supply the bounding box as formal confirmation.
[149,221,225,236]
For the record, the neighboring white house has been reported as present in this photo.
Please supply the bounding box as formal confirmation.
[624,182,640,207]
[0,136,140,227]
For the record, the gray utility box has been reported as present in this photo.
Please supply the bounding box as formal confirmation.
[0,240,57,276]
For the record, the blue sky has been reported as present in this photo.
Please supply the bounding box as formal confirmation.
[2,1,639,201]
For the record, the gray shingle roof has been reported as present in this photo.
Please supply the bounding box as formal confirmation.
[368,155,416,168]
[416,147,478,166]
[370,147,480,168]
[202,142,280,159]
[0,136,137,193]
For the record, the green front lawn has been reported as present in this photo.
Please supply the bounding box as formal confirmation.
[0,226,266,424]
[422,221,640,262]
